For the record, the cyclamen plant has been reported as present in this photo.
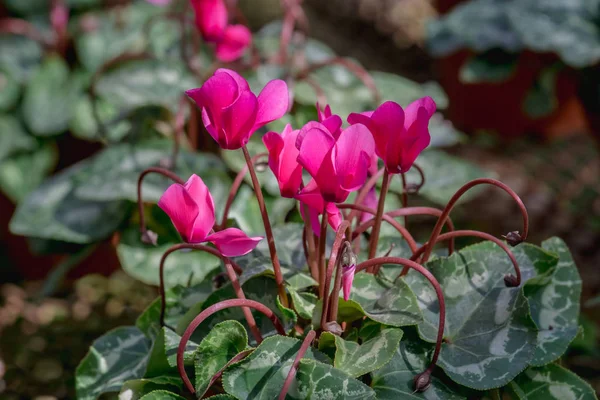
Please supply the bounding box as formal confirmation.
[42,0,594,399]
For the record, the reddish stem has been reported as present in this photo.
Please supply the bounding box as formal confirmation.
[279,330,316,400]
[356,257,445,387]
[352,207,456,254]
[368,170,390,268]
[0,18,52,47]
[242,146,289,308]
[327,247,345,325]
[400,173,409,228]
[177,299,286,394]
[402,230,522,287]
[296,57,382,104]
[320,221,350,330]
[301,203,319,282]
[317,208,329,298]
[337,203,418,255]
[158,244,244,327]
[218,152,268,230]
[137,167,185,244]
[421,178,529,263]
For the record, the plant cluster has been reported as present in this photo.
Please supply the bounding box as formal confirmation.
[0,0,595,399]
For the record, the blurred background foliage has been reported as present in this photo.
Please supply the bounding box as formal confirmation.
[1,0,599,398]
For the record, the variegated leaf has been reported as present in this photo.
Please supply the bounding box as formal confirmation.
[510,364,597,400]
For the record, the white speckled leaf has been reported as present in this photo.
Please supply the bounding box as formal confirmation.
[76,327,151,400]
[523,237,582,366]
[403,242,558,390]
[510,364,597,400]
[319,328,403,377]
[372,334,466,399]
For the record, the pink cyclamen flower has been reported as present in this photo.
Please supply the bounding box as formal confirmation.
[186,69,289,150]
[191,0,252,62]
[50,0,69,36]
[316,103,342,138]
[347,97,436,174]
[158,174,262,257]
[263,124,303,198]
[295,121,375,208]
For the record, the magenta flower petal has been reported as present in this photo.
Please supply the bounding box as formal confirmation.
[370,101,405,160]
[299,201,321,237]
[404,96,436,129]
[296,179,326,213]
[206,228,263,257]
[317,103,342,138]
[325,203,342,232]
[157,183,200,243]
[183,175,215,242]
[341,264,356,301]
[263,125,302,198]
[214,25,252,62]
[186,71,238,120]
[215,68,251,92]
[253,79,290,130]
[192,0,227,42]
[221,90,258,149]
[332,123,375,192]
[296,122,336,178]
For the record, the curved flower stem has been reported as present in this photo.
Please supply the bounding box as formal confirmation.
[218,152,268,230]
[327,242,348,324]
[317,209,329,299]
[347,168,385,224]
[278,0,309,64]
[421,178,529,263]
[320,222,350,330]
[301,203,319,282]
[352,207,456,255]
[279,330,316,400]
[158,244,247,328]
[409,163,426,194]
[337,203,418,255]
[178,299,286,394]
[242,146,289,308]
[165,94,188,168]
[296,57,382,105]
[356,257,445,390]
[137,167,185,244]
[201,349,253,397]
[368,170,390,267]
[401,230,522,287]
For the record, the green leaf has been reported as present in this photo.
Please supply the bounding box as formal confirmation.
[510,364,597,400]
[94,59,195,114]
[69,94,130,142]
[194,320,249,395]
[459,51,519,84]
[206,396,237,400]
[76,326,151,400]
[22,56,84,136]
[372,333,467,399]
[229,185,295,235]
[348,271,423,327]
[223,335,374,400]
[139,390,186,400]
[0,115,36,162]
[320,328,404,377]
[120,376,181,400]
[403,242,558,390]
[180,276,295,342]
[523,237,582,366]
[9,158,129,243]
[389,150,494,205]
[289,288,317,320]
[136,280,215,340]
[117,228,221,290]
[0,70,20,111]
[523,66,559,118]
[73,141,230,214]
[0,143,57,203]
[145,327,198,378]
[0,35,43,82]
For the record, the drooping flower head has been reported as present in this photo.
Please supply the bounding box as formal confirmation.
[158,174,262,257]
[191,0,252,62]
[186,69,289,150]
[348,97,436,174]
[263,124,303,198]
[295,121,375,208]
[299,199,343,238]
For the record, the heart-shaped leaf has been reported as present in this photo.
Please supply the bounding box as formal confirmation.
[319,327,404,377]
[0,35,42,82]
[76,326,151,400]
[0,70,20,111]
[145,327,197,378]
[139,390,186,400]
[403,242,558,390]
[0,115,37,162]
[194,320,249,395]
[120,376,182,400]
[523,237,582,366]
[509,364,597,400]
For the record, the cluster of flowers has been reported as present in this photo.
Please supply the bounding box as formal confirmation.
[148,0,252,62]
[158,68,435,300]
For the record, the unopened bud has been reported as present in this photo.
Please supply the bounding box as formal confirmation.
[503,231,523,247]
[324,321,343,336]
[504,274,519,287]
[413,371,432,392]
[141,230,158,246]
